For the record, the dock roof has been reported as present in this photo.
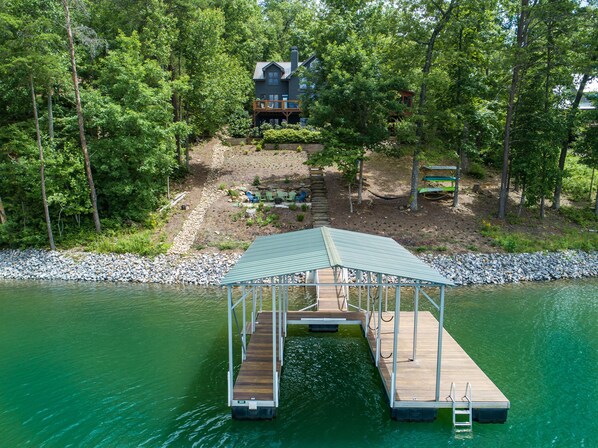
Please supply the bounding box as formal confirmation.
[221,227,453,286]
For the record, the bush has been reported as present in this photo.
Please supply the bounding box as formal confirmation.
[227,108,252,138]
[263,128,321,144]
[296,214,305,222]
[467,162,486,180]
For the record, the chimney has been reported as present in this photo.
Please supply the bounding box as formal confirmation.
[291,46,298,72]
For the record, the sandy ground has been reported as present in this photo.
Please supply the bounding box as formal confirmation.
[165,140,582,254]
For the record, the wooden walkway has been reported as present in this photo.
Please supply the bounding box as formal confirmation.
[233,311,279,402]
[366,311,509,410]
[316,268,347,311]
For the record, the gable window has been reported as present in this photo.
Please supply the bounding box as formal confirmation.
[268,71,280,86]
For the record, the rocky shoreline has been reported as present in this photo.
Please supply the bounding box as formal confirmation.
[0,249,596,287]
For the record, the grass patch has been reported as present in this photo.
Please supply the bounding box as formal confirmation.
[480,219,598,252]
[90,230,170,257]
[559,206,598,229]
[214,239,251,251]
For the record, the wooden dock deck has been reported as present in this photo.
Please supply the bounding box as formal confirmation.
[366,311,509,421]
[316,268,347,311]
[232,308,508,422]
[233,311,280,404]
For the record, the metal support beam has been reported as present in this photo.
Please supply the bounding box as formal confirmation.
[412,286,419,361]
[227,286,233,406]
[390,285,401,407]
[435,285,445,401]
[272,279,277,406]
[242,286,247,361]
[376,273,383,367]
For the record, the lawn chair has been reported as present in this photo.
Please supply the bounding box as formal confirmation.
[254,191,262,202]
[287,191,297,202]
[295,191,308,202]
[276,190,288,201]
[265,191,275,202]
[245,191,260,203]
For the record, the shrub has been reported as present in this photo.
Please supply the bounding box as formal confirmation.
[467,162,486,180]
[252,176,260,187]
[296,214,305,222]
[227,108,251,138]
[263,128,321,144]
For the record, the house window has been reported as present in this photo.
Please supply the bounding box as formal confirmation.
[299,77,307,90]
[268,71,280,86]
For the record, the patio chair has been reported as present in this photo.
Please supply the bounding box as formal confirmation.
[287,191,297,202]
[295,191,308,202]
[276,190,289,201]
[245,191,260,203]
[265,191,275,202]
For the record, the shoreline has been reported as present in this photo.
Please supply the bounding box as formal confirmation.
[0,249,597,287]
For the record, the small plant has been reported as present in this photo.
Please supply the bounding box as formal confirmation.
[289,203,298,211]
[296,213,305,222]
[467,162,486,180]
[252,175,261,187]
[284,177,291,184]
[296,145,303,152]
[466,244,479,252]
[246,218,254,226]
[274,143,279,150]
[227,189,240,198]
[301,203,308,212]
[256,140,263,151]
[218,183,227,190]
[215,240,251,251]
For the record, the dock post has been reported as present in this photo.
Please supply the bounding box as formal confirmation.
[390,285,401,407]
[435,286,445,401]
[227,286,233,406]
[376,273,383,367]
[242,285,247,361]
[412,286,419,361]
[272,279,277,407]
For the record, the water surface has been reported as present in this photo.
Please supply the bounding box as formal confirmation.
[0,279,596,447]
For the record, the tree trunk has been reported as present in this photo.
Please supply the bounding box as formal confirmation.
[47,87,54,142]
[517,181,526,217]
[454,122,468,208]
[595,184,598,217]
[409,0,458,212]
[62,0,101,233]
[30,76,55,250]
[498,0,528,219]
[0,196,6,224]
[590,168,595,202]
[357,158,364,205]
[553,73,591,210]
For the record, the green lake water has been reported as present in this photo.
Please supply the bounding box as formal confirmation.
[0,279,597,447]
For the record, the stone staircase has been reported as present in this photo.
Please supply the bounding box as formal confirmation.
[309,167,330,228]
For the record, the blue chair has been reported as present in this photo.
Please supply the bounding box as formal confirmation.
[245,191,260,203]
[295,191,308,202]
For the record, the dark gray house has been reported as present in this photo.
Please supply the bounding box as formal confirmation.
[253,47,316,125]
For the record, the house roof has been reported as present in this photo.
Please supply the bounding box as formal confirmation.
[220,227,453,286]
[253,55,317,81]
[253,61,294,80]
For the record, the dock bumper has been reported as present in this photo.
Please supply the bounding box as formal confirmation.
[231,400,276,420]
[473,408,508,423]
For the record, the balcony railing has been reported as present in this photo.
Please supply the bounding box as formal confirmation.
[253,99,302,112]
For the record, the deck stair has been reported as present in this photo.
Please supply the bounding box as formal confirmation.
[309,167,330,228]
[448,382,473,432]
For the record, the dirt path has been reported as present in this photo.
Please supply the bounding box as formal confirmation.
[168,140,227,254]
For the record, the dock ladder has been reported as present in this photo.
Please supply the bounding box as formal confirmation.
[448,382,473,432]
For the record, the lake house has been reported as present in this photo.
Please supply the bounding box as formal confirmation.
[253,47,316,126]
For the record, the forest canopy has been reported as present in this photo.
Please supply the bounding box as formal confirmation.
[0,0,597,248]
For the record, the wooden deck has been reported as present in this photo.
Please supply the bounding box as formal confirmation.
[233,311,280,402]
[366,311,509,410]
[316,268,347,311]
[232,308,509,421]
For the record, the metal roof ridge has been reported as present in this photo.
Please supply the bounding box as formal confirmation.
[321,227,342,267]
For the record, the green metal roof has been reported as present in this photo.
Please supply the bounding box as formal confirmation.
[221,227,453,286]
